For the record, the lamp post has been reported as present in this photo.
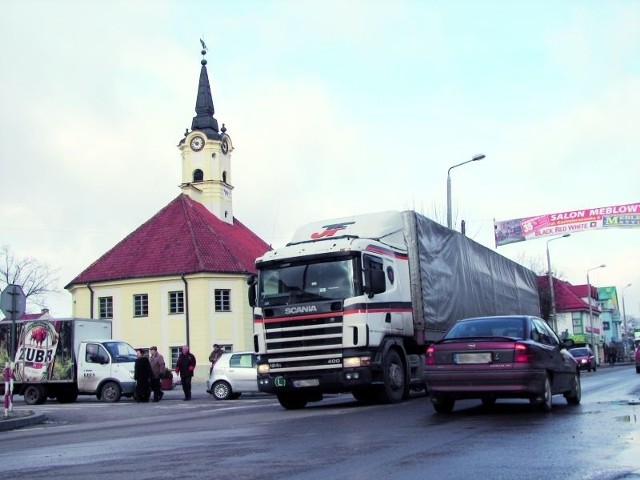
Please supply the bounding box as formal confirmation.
[622,283,632,360]
[587,264,606,365]
[446,154,485,229]
[546,234,570,331]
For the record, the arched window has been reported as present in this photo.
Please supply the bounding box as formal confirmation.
[193,169,203,182]
[222,171,227,183]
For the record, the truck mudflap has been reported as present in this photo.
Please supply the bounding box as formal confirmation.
[258,367,374,396]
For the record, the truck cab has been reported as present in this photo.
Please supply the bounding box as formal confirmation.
[77,340,137,402]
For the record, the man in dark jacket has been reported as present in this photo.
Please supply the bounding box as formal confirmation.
[134,348,153,402]
[175,345,197,401]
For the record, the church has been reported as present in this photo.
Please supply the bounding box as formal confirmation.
[65,45,270,376]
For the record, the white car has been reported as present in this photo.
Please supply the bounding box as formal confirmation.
[206,351,259,400]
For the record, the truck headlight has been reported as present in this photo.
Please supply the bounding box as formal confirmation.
[257,364,270,374]
[344,356,371,368]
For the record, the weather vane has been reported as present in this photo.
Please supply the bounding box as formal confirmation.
[200,38,208,65]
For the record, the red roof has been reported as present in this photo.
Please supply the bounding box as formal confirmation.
[537,276,599,313]
[66,194,270,287]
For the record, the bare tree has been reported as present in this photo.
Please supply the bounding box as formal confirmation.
[0,245,59,309]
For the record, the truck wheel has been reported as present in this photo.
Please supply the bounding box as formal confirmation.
[377,349,405,404]
[100,381,122,403]
[277,394,307,410]
[24,385,47,405]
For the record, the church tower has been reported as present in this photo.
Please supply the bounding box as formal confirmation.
[178,42,234,224]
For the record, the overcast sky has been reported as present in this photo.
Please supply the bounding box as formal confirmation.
[1,1,638,319]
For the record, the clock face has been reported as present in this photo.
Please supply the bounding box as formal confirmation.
[221,139,229,155]
[190,136,205,151]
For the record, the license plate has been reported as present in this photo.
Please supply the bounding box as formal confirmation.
[454,353,492,364]
[293,379,319,387]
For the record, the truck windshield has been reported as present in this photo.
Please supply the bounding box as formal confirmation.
[258,259,355,307]
[103,341,137,363]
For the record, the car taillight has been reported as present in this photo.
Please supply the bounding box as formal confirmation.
[514,342,534,363]
[425,346,435,365]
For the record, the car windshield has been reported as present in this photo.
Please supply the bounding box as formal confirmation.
[570,348,589,356]
[258,258,355,307]
[445,317,525,339]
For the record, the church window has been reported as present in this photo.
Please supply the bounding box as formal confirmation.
[193,169,204,182]
[215,289,231,312]
[134,294,148,317]
[222,171,227,183]
[99,296,113,319]
[169,291,184,314]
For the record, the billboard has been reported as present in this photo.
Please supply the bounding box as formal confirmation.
[494,202,640,246]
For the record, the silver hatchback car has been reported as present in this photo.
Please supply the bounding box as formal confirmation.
[206,351,259,400]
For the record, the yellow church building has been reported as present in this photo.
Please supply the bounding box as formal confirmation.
[65,46,270,378]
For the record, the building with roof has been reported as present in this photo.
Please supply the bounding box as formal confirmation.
[65,46,270,375]
[538,276,608,363]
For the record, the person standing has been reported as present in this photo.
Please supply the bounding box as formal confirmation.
[134,348,153,402]
[208,344,224,375]
[148,346,166,402]
[175,345,196,401]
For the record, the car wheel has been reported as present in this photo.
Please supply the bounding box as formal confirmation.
[431,395,455,414]
[537,375,552,412]
[593,364,596,372]
[212,381,232,400]
[564,372,581,405]
[377,349,406,404]
[587,366,592,372]
[100,381,122,403]
[636,366,640,374]
[277,393,308,410]
[23,385,47,405]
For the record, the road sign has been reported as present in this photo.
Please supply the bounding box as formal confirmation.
[1,284,26,319]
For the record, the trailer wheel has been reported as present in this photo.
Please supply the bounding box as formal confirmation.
[23,385,47,405]
[100,381,122,403]
[277,393,307,410]
[377,349,405,404]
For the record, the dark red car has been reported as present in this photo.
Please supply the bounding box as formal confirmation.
[424,315,581,413]
[635,346,640,374]
[569,347,596,372]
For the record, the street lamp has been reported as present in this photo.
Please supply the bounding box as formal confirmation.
[446,154,485,229]
[587,264,606,365]
[546,234,570,331]
[622,283,632,360]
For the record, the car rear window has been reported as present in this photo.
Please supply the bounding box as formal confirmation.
[446,317,525,339]
[570,348,589,356]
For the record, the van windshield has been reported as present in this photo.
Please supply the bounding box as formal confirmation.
[103,341,137,363]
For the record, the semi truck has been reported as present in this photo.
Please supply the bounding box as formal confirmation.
[248,210,541,409]
[0,317,137,405]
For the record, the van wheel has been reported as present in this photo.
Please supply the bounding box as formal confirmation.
[100,381,122,403]
[24,385,47,405]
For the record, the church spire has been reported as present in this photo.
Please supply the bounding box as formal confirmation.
[191,40,219,138]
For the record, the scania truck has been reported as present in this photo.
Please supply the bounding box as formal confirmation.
[249,210,541,409]
[0,317,137,404]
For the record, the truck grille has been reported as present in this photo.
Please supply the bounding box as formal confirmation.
[264,314,343,373]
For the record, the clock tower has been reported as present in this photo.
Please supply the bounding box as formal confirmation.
[178,42,234,224]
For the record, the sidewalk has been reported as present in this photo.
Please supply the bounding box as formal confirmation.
[0,409,46,432]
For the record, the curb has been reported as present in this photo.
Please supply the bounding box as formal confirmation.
[0,411,47,432]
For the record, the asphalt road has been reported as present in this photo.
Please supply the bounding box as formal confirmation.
[1,366,639,480]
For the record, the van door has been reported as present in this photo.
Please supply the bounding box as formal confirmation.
[77,343,112,393]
